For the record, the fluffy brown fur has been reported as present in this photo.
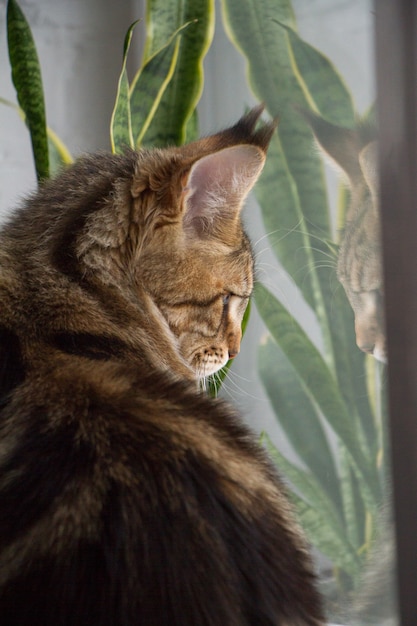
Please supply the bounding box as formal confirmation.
[0,106,324,625]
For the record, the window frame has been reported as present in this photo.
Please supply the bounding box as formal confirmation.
[375,2,417,623]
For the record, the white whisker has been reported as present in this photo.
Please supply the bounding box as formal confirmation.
[252,225,298,250]
[215,367,265,404]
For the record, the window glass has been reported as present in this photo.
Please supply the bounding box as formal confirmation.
[199,2,397,624]
[0,1,398,623]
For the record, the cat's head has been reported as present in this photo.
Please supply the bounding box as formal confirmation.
[304,112,386,362]
[133,107,276,379]
[134,108,275,377]
[24,105,276,381]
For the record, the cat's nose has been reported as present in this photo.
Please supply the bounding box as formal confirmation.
[227,331,241,360]
[228,343,240,359]
[355,315,386,362]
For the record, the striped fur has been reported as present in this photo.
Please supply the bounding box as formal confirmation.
[0,107,324,625]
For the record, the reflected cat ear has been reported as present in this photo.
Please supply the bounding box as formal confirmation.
[301,110,378,185]
[304,112,363,182]
[182,144,265,237]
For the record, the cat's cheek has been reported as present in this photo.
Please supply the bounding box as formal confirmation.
[193,349,228,378]
[178,336,229,378]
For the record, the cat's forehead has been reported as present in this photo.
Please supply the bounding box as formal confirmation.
[143,239,254,306]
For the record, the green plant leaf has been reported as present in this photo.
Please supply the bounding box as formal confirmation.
[184,108,199,143]
[220,0,330,238]
[110,20,140,154]
[255,283,380,509]
[47,127,73,175]
[273,20,355,128]
[263,434,360,578]
[129,22,193,148]
[254,130,317,308]
[293,494,359,580]
[259,336,341,510]
[142,0,214,147]
[7,0,49,181]
[339,445,366,551]
[0,96,72,176]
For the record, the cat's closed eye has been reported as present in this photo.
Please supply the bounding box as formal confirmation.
[222,293,231,306]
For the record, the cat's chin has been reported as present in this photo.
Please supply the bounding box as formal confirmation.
[194,361,228,380]
[188,349,229,380]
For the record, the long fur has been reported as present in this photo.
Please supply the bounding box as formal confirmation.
[0,107,324,625]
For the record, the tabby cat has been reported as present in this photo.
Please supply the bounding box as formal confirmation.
[305,113,397,625]
[305,111,385,362]
[0,106,324,625]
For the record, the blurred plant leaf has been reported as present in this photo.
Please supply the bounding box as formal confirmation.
[259,336,341,510]
[255,282,380,510]
[273,20,355,127]
[264,434,361,578]
[110,20,140,154]
[47,127,73,174]
[0,97,72,175]
[7,0,49,181]
[339,446,366,551]
[142,0,214,147]
[254,130,317,308]
[184,108,199,143]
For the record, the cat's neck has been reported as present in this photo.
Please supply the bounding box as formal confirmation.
[0,241,196,382]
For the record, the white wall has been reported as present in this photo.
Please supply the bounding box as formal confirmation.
[0,0,143,215]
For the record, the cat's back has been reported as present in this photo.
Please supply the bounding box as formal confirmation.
[0,356,320,625]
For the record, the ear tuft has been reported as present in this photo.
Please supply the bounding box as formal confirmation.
[182,144,265,237]
[301,108,378,185]
[230,104,279,151]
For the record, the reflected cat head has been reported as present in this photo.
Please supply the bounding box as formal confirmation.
[305,112,386,362]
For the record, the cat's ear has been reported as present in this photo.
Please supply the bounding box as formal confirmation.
[359,141,379,203]
[306,113,364,182]
[181,144,265,237]
[301,110,372,184]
